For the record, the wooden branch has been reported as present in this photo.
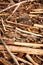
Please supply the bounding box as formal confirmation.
[0,38,19,65]
[36,56,43,61]
[0,1,27,13]
[0,2,11,5]
[7,2,21,19]
[8,0,14,3]
[1,37,43,48]
[1,18,7,31]
[16,27,43,37]
[0,45,43,55]
[0,0,34,13]
[30,12,43,14]
[16,56,32,65]
[0,57,12,65]
[6,20,39,29]
[34,24,43,28]
[14,42,43,48]
[2,38,43,48]
[26,54,39,65]
[0,51,32,65]
[0,13,9,16]
[29,14,43,19]
[29,14,37,17]
[32,9,43,11]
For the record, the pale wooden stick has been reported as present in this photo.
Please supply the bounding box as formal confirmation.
[30,12,43,14]
[0,0,34,13]
[36,56,43,61]
[0,13,9,16]
[2,37,43,48]
[7,0,34,19]
[29,14,43,19]
[32,9,43,11]
[8,0,14,3]
[1,18,7,31]
[0,38,19,65]
[6,20,40,29]
[16,56,32,65]
[26,54,39,65]
[7,2,20,19]
[34,24,43,28]
[29,14,37,17]
[0,45,43,55]
[1,51,32,65]
[14,42,43,48]
[16,27,43,37]
[0,1,27,13]
[0,57,12,65]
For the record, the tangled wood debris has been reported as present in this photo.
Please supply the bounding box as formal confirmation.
[0,0,43,65]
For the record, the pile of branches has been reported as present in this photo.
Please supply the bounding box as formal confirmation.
[0,0,43,65]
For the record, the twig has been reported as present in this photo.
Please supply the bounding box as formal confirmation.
[6,20,31,27]
[30,12,43,14]
[0,13,9,16]
[7,0,34,19]
[16,27,43,37]
[32,9,43,11]
[0,2,11,5]
[2,37,43,48]
[0,57,12,65]
[34,24,43,28]
[29,14,37,17]
[1,18,7,31]
[7,2,21,19]
[36,56,43,61]
[16,56,32,65]
[0,37,19,65]
[0,28,4,34]
[0,0,34,13]
[8,0,14,3]
[14,42,43,48]
[0,1,27,13]
[6,20,40,29]
[0,45,43,55]
[26,54,39,65]
[29,14,43,19]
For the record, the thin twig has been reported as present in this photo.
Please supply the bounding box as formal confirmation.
[14,42,43,48]
[34,24,43,28]
[0,37,19,65]
[0,1,27,13]
[30,12,43,14]
[0,13,9,16]
[0,57,12,65]
[36,56,43,61]
[7,2,20,19]
[16,56,32,65]
[16,27,43,37]
[26,54,39,65]
[0,0,34,13]
[0,45,43,55]
[1,18,7,31]
[32,9,43,12]
[8,0,14,3]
